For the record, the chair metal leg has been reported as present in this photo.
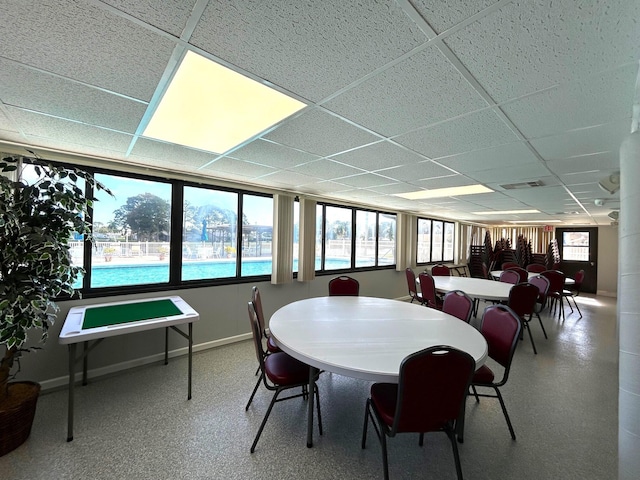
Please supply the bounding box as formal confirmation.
[447,425,465,480]
[245,372,264,410]
[524,321,537,354]
[314,383,323,436]
[361,399,371,449]
[380,424,390,480]
[471,385,480,402]
[535,312,548,339]
[494,386,516,440]
[250,388,281,453]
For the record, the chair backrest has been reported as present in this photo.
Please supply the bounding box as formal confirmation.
[480,305,521,375]
[499,269,520,284]
[418,272,439,309]
[507,282,539,318]
[528,274,550,306]
[442,290,473,323]
[505,266,528,283]
[573,270,585,291]
[541,270,565,295]
[391,346,475,435]
[431,264,451,276]
[502,262,520,270]
[251,286,267,339]
[405,268,419,298]
[328,275,360,296]
[526,263,546,273]
[248,301,267,366]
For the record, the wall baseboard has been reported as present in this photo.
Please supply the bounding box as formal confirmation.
[39,332,252,392]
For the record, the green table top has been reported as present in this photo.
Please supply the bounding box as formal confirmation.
[82,299,183,330]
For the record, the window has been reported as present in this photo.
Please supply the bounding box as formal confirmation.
[323,205,352,270]
[240,194,273,277]
[416,217,455,264]
[355,210,376,267]
[91,173,172,288]
[562,231,589,261]
[377,213,396,266]
[182,186,238,280]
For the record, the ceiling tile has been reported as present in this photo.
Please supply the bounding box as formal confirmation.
[0,58,147,134]
[129,137,216,168]
[100,0,198,37]
[445,0,640,102]
[411,0,499,34]
[288,159,364,180]
[394,108,519,158]
[190,0,427,102]
[265,108,381,157]
[436,141,539,173]
[1,0,176,100]
[330,141,428,171]
[231,139,320,169]
[323,47,487,137]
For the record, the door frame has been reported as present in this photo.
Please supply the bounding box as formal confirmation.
[555,227,598,294]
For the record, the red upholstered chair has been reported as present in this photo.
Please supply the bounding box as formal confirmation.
[468,305,522,441]
[431,264,451,276]
[405,268,425,305]
[328,275,360,296]
[499,269,520,285]
[508,282,544,354]
[541,270,567,320]
[252,286,280,354]
[562,270,584,318]
[529,274,551,321]
[501,262,520,270]
[246,302,322,453]
[526,263,546,273]
[418,272,443,310]
[505,266,528,283]
[442,290,473,323]
[362,346,475,480]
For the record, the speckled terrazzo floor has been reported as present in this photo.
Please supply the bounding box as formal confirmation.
[0,294,618,480]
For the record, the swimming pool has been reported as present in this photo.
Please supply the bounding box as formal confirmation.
[82,258,358,288]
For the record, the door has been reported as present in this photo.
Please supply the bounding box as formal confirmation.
[555,227,598,294]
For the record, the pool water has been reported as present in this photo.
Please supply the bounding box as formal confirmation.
[82,258,356,288]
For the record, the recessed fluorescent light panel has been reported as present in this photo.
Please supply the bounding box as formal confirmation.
[472,209,540,215]
[394,185,493,200]
[143,51,306,154]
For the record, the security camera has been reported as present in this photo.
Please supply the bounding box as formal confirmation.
[594,199,605,207]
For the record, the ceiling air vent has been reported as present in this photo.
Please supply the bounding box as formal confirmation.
[499,180,544,190]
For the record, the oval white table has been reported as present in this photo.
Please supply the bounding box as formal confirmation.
[269,296,488,447]
[490,270,575,285]
[432,276,513,302]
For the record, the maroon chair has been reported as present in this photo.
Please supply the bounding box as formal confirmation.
[526,263,546,273]
[252,286,280,354]
[505,266,528,283]
[246,302,322,453]
[468,305,522,441]
[328,275,360,296]
[501,262,520,270]
[508,282,544,354]
[442,290,473,323]
[418,272,443,310]
[529,274,551,325]
[431,264,451,276]
[362,346,475,480]
[541,270,567,320]
[499,269,520,285]
[405,268,425,305]
[562,270,584,318]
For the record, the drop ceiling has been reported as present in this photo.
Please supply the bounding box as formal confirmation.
[0,0,636,225]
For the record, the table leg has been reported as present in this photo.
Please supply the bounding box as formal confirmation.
[165,327,169,365]
[306,366,318,448]
[188,322,193,400]
[67,343,76,442]
[82,341,88,386]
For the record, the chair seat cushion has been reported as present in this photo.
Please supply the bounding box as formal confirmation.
[370,383,398,427]
[267,336,281,353]
[472,364,495,385]
[264,352,309,385]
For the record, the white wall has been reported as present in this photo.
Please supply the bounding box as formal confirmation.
[598,225,619,297]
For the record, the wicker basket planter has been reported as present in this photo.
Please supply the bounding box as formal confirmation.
[0,381,40,457]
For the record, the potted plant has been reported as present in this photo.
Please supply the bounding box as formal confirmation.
[0,155,110,456]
